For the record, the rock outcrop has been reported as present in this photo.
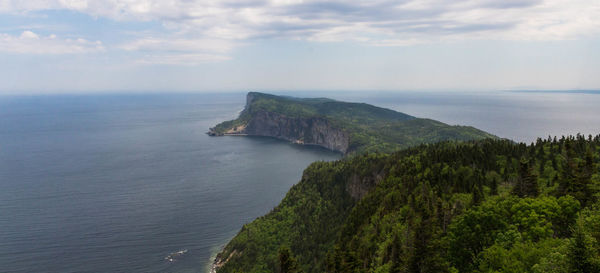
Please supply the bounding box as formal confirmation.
[346,171,385,200]
[242,110,349,154]
[209,93,350,154]
[208,92,496,155]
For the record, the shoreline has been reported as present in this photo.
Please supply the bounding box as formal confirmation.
[208,132,345,155]
[207,246,224,273]
[206,234,237,273]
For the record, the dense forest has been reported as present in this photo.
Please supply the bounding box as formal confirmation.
[210,92,496,154]
[216,135,600,273]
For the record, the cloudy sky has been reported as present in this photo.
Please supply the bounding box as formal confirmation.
[1,0,599,94]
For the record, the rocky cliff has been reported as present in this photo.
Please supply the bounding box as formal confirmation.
[209,92,496,155]
[243,110,349,153]
[209,93,350,154]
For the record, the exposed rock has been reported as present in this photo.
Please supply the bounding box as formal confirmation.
[242,110,349,154]
[211,250,239,273]
[346,171,385,200]
[245,92,256,108]
[225,124,246,134]
[207,129,220,136]
[208,92,350,153]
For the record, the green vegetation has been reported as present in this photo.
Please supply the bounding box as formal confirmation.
[211,92,496,154]
[211,93,598,273]
[216,135,600,273]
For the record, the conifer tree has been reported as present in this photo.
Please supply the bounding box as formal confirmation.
[472,183,483,205]
[559,142,578,196]
[513,158,539,197]
[523,163,540,197]
[560,145,595,206]
[490,176,499,196]
[567,217,600,273]
[573,161,593,207]
[279,247,302,273]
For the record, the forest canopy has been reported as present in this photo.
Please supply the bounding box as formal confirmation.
[216,135,600,273]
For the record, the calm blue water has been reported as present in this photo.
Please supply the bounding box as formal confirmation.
[1,91,600,273]
[0,94,340,273]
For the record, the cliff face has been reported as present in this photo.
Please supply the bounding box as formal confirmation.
[243,110,349,154]
[209,92,350,154]
[209,92,496,155]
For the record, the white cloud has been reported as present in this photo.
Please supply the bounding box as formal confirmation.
[1,0,598,63]
[0,30,104,54]
[1,0,598,43]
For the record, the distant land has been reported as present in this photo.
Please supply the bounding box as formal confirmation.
[209,92,496,154]
[507,90,600,94]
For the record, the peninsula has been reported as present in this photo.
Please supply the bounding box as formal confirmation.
[209,92,496,154]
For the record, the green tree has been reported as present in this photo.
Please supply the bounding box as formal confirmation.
[490,176,499,196]
[478,239,568,273]
[567,216,599,273]
[513,158,539,198]
[279,247,302,273]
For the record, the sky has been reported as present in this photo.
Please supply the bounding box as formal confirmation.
[0,0,599,94]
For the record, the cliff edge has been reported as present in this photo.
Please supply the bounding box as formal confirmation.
[208,92,496,154]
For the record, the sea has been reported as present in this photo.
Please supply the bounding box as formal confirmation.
[1,91,599,272]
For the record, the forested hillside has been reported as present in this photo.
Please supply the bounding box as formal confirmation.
[216,135,600,273]
[210,92,496,154]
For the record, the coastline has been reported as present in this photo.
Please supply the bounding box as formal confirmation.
[206,241,228,273]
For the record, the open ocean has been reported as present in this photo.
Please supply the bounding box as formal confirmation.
[1,91,599,272]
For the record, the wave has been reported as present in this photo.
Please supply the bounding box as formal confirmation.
[165,249,188,262]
